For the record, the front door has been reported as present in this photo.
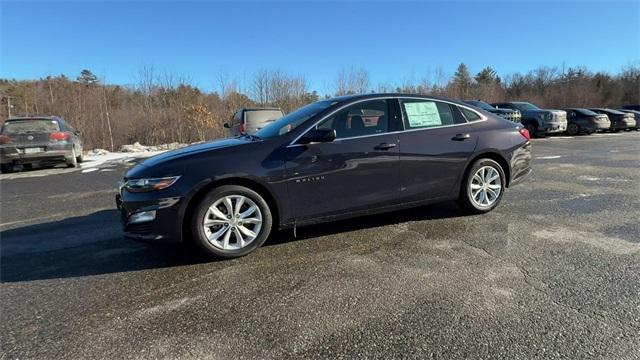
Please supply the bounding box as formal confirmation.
[283,99,401,221]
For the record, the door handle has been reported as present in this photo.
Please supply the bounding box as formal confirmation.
[374,142,397,150]
[451,133,471,141]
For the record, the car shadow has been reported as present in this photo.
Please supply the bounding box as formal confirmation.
[1,202,469,283]
[266,201,469,246]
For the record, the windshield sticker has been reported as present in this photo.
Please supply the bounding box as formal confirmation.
[404,101,441,127]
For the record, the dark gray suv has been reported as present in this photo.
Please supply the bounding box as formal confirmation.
[0,116,83,172]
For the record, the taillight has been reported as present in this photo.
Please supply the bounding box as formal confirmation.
[238,123,246,134]
[519,128,531,141]
[0,135,10,144]
[50,131,71,142]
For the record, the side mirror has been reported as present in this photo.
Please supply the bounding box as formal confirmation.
[298,129,336,145]
[223,123,230,129]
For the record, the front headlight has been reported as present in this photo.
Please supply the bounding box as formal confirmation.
[124,176,181,193]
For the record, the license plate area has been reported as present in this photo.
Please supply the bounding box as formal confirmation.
[23,147,44,154]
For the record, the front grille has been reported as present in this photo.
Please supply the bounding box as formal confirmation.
[498,112,521,122]
[552,113,567,122]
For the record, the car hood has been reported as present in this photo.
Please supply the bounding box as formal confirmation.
[137,137,251,168]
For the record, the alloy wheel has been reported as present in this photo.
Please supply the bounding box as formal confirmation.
[203,195,263,250]
[469,166,502,208]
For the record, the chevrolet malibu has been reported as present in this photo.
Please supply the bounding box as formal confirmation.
[116,94,532,258]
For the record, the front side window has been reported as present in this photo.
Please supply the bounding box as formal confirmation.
[256,100,335,139]
[314,99,389,139]
[399,99,465,129]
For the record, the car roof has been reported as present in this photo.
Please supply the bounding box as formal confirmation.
[241,108,283,112]
[326,93,472,107]
[6,116,61,121]
[591,108,624,113]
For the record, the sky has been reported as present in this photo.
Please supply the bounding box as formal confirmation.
[1,1,639,93]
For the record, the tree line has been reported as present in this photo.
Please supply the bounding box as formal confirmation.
[1,63,638,150]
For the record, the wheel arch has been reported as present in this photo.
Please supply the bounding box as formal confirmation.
[180,176,281,244]
[461,151,511,190]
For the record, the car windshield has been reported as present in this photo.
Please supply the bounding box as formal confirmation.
[2,119,60,134]
[255,100,336,139]
[466,101,494,110]
[513,102,540,111]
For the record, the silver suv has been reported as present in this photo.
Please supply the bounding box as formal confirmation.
[225,108,284,137]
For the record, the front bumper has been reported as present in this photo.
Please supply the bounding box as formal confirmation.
[116,192,184,243]
[540,122,567,134]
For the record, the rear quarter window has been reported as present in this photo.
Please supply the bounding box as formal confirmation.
[460,107,481,121]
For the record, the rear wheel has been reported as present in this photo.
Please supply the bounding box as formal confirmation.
[66,148,78,168]
[458,158,506,214]
[191,185,273,259]
[566,123,579,136]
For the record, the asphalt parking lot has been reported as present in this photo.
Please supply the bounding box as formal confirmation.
[1,132,639,359]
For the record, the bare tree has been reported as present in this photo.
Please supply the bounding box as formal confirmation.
[334,67,369,95]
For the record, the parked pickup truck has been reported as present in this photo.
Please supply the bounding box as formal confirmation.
[492,101,567,137]
[462,100,522,123]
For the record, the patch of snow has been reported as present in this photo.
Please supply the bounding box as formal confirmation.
[536,155,563,159]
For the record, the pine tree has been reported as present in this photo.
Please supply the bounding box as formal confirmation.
[452,63,472,98]
[475,67,499,85]
[77,69,99,85]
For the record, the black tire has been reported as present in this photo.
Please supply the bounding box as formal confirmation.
[191,185,273,259]
[76,153,84,163]
[458,158,506,214]
[0,164,12,173]
[66,148,78,168]
[524,123,538,138]
[566,122,579,136]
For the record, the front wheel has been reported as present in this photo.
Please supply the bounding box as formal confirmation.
[191,185,273,259]
[458,158,506,214]
[524,123,538,138]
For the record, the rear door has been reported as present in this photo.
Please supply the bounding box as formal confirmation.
[395,98,479,202]
[284,99,402,220]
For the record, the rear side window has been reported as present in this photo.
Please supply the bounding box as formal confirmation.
[2,119,60,134]
[460,107,481,121]
[399,99,465,129]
